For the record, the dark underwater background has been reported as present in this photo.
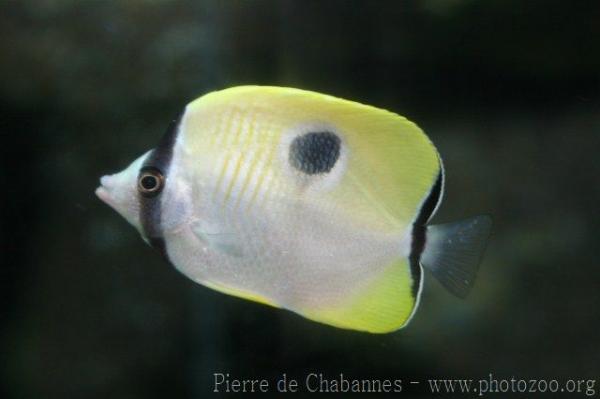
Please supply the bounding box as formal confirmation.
[1,1,599,398]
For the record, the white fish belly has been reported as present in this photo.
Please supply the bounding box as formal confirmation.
[164,187,411,311]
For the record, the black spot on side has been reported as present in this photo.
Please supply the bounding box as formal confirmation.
[409,171,442,298]
[289,131,341,175]
[139,113,182,260]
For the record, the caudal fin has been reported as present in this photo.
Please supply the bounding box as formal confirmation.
[420,215,492,298]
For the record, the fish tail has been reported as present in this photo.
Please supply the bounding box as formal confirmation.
[420,215,492,298]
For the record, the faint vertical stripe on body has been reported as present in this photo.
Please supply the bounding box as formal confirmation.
[234,111,260,209]
[221,108,248,205]
[212,107,237,201]
[246,120,279,211]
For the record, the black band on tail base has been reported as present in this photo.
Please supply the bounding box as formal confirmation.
[409,171,443,297]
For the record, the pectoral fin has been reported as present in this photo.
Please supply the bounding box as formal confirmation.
[191,221,244,257]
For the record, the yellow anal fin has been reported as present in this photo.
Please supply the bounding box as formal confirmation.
[201,280,279,308]
[302,258,417,333]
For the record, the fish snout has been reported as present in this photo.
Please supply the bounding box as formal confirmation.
[95,174,118,207]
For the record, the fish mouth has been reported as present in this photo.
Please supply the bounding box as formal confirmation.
[95,173,142,229]
[95,185,112,206]
[95,175,116,208]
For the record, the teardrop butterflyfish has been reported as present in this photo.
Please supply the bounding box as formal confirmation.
[96,86,492,333]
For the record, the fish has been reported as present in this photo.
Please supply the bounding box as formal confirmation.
[96,86,492,333]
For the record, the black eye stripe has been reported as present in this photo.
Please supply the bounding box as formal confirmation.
[138,112,182,258]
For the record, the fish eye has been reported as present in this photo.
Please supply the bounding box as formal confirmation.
[138,168,164,197]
